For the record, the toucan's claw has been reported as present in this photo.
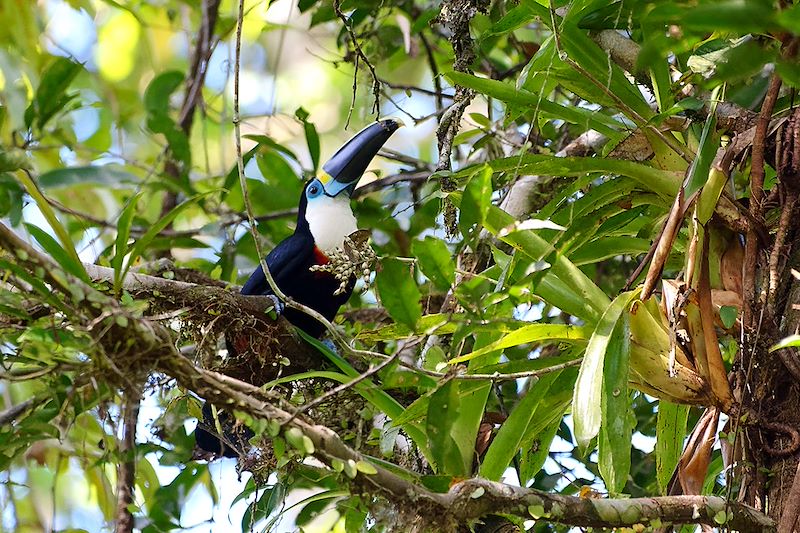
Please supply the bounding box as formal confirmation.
[321,338,339,355]
[267,294,285,316]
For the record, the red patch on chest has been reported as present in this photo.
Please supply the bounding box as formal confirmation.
[312,246,330,265]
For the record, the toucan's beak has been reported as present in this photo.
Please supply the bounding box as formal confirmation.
[319,119,401,197]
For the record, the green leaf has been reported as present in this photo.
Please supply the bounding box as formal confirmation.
[426,379,467,475]
[411,237,454,291]
[122,192,214,283]
[144,71,184,116]
[38,165,139,189]
[242,134,300,163]
[24,223,89,284]
[112,193,143,295]
[376,258,422,331]
[598,315,633,495]
[518,412,562,484]
[771,335,800,352]
[719,306,738,330]
[144,71,191,171]
[25,56,83,130]
[459,154,681,199]
[450,324,586,364]
[655,401,689,494]
[356,313,457,342]
[485,205,611,321]
[573,289,640,448]
[446,71,622,137]
[295,107,320,171]
[16,172,88,283]
[541,14,653,120]
[570,237,652,266]
[678,0,775,33]
[297,331,430,460]
[459,165,492,235]
[479,370,561,480]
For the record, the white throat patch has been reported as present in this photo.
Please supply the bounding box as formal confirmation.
[305,195,358,252]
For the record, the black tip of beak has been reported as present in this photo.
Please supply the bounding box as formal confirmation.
[321,119,401,192]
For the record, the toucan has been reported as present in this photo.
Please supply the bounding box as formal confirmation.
[195,119,400,458]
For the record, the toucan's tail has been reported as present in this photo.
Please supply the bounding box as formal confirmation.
[194,402,253,459]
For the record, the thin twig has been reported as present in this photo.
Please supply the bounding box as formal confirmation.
[0,397,45,425]
[419,31,445,111]
[334,0,381,119]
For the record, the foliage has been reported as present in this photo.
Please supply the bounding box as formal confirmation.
[0,0,798,531]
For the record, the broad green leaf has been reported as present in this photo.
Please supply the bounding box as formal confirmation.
[479,370,561,480]
[16,172,88,283]
[480,3,536,37]
[356,313,456,342]
[459,165,492,235]
[517,368,577,484]
[144,71,184,116]
[24,223,89,284]
[678,0,775,33]
[25,56,83,130]
[38,165,139,189]
[450,324,586,364]
[426,379,467,475]
[570,237,652,266]
[486,205,611,319]
[656,401,689,494]
[475,352,580,375]
[242,134,300,163]
[112,193,143,295]
[446,71,622,137]
[536,273,601,322]
[598,315,633,495]
[376,258,422,331]
[573,288,640,448]
[411,237,455,291]
[517,19,651,122]
[144,71,191,170]
[719,306,738,330]
[453,332,502,480]
[518,412,562,484]
[687,86,722,201]
[459,154,681,199]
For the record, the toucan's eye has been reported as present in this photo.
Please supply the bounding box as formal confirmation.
[307,182,322,198]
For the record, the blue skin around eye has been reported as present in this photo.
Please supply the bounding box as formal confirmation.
[306,179,324,199]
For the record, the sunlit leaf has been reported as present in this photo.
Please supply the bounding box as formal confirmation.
[573,289,640,448]
[376,258,422,331]
[411,237,455,291]
[656,401,689,493]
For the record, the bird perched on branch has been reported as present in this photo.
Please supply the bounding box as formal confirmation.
[195,119,400,458]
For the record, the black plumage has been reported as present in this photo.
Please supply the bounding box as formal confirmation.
[238,182,355,338]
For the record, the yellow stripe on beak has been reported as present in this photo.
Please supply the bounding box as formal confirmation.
[317,171,333,185]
